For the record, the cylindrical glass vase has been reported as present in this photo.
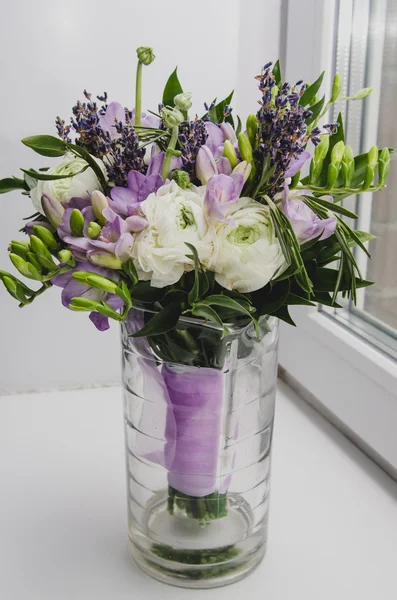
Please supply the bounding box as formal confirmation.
[121,306,279,588]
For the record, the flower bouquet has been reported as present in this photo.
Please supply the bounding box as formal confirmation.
[0,46,391,587]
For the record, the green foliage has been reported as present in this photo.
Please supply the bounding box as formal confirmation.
[0,177,30,194]
[162,68,184,109]
[21,135,68,157]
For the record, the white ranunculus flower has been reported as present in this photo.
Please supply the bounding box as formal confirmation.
[30,153,107,214]
[215,198,286,293]
[133,181,218,288]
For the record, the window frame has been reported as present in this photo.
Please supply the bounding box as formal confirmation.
[280,0,397,473]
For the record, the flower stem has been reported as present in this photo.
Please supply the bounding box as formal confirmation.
[135,61,143,127]
[161,125,179,180]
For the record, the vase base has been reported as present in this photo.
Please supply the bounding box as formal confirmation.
[127,491,268,588]
[129,537,266,589]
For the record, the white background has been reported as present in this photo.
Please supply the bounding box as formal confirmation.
[0,0,282,393]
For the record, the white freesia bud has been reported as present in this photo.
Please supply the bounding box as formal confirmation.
[30,153,107,214]
[232,161,252,183]
[214,198,286,293]
[160,106,184,129]
[174,92,193,111]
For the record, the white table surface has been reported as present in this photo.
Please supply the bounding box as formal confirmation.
[0,380,396,600]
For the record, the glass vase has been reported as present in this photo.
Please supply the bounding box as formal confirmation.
[121,306,279,588]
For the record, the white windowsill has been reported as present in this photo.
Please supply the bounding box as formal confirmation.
[0,381,396,599]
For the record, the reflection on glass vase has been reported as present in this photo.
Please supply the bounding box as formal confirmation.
[121,306,279,588]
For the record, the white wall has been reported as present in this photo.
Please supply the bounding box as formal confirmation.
[0,0,281,393]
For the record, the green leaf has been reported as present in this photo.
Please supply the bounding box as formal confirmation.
[123,259,139,285]
[185,243,200,305]
[340,87,372,101]
[21,135,68,158]
[236,115,242,136]
[272,60,282,87]
[130,302,182,337]
[311,291,342,308]
[258,279,291,316]
[210,91,234,124]
[201,294,254,318]
[162,68,184,108]
[300,72,325,107]
[307,196,358,219]
[271,304,296,326]
[20,165,88,181]
[0,177,30,194]
[312,267,373,292]
[286,293,315,307]
[191,303,229,336]
[306,95,325,124]
[131,281,165,303]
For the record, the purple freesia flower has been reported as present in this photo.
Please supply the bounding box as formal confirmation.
[204,173,245,223]
[205,122,237,158]
[57,197,94,258]
[281,183,337,243]
[89,206,146,261]
[110,169,163,217]
[284,151,311,178]
[98,101,161,139]
[51,262,123,331]
[196,145,251,185]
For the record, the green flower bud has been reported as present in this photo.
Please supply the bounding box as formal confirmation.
[362,165,375,191]
[331,73,341,102]
[2,276,27,304]
[87,222,102,240]
[26,252,42,273]
[58,249,75,267]
[368,145,378,169]
[174,92,192,111]
[29,236,52,260]
[136,46,155,66]
[237,133,253,164]
[72,271,119,294]
[160,106,184,129]
[9,241,30,259]
[70,209,85,237]
[341,145,354,187]
[331,140,345,167]
[69,297,99,311]
[89,252,123,270]
[32,225,58,250]
[223,140,238,169]
[29,236,57,271]
[378,147,390,184]
[327,163,339,189]
[246,115,258,150]
[9,253,42,281]
[314,135,329,162]
[171,170,192,189]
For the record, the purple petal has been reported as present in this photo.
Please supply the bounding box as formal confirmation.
[98,102,125,139]
[220,122,237,145]
[114,232,134,261]
[66,197,92,210]
[205,122,224,154]
[89,312,110,331]
[216,157,232,176]
[109,187,138,217]
[196,146,218,184]
[285,151,311,178]
[125,215,148,232]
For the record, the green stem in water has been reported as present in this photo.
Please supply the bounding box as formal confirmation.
[135,61,143,127]
[161,125,179,180]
